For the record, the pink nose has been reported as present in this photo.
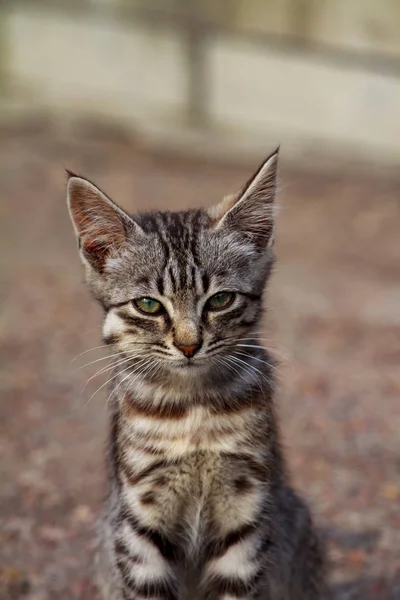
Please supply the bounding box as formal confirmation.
[174,343,201,358]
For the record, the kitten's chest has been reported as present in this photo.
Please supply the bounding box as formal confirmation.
[118,405,264,549]
[124,405,249,457]
[121,444,263,555]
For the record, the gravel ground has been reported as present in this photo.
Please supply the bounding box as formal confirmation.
[0,121,399,599]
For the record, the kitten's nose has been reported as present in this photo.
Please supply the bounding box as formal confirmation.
[174,343,201,358]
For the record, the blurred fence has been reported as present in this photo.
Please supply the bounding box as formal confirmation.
[1,0,400,165]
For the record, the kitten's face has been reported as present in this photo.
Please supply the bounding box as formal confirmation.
[67,151,278,384]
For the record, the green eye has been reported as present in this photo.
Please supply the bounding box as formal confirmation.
[207,292,235,311]
[133,297,163,315]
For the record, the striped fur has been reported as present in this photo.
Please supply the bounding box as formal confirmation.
[67,150,326,599]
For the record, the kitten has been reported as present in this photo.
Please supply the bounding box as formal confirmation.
[67,149,326,600]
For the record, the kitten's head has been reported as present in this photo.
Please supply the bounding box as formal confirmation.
[67,149,278,387]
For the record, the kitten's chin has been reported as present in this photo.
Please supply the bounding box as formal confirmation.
[167,358,209,377]
[170,360,202,372]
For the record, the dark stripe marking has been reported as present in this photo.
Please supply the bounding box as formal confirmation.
[109,300,129,308]
[209,567,264,597]
[128,440,166,456]
[190,264,196,289]
[124,394,190,420]
[121,457,178,486]
[201,271,210,294]
[233,476,253,493]
[168,266,177,293]
[210,395,264,415]
[117,311,159,333]
[122,509,182,562]
[140,490,157,505]
[134,580,177,600]
[157,275,164,296]
[242,292,262,301]
[206,522,257,560]
[109,406,122,488]
[115,538,143,563]
[219,452,268,481]
[103,332,121,345]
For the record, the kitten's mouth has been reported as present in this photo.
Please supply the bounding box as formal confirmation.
[172,359,202,370]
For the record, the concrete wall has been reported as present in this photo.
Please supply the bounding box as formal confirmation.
[5,9,187,121]
[209,0,400,58]
[2,1,400,166]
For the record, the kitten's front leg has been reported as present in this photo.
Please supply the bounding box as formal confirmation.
[202,531,270,600]
[110,519,181,600]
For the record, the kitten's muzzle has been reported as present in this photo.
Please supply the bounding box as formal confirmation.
[174,342,201,358]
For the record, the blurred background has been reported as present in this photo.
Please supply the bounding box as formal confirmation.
[0,1,399,599]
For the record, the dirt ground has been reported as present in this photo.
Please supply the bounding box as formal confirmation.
[0,120,399,599]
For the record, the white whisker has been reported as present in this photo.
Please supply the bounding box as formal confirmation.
[70,345,107,364]
[233,351,282,376]
[229,354,273,389]
[82,357,149,409]
[223,355,264,393]
[80,354,140,394]
[78,352,127,370]
[107,357,154,410]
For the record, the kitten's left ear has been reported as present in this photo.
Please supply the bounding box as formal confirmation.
[67,173,137,272]
[208,147,279,249]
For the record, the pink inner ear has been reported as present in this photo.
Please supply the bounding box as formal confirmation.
[80,228,110,271]
[69,180,128,270]
[73,206,122,271]
[80,218,125,271]
[81,227,109,256]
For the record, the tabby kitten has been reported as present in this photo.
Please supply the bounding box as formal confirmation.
[67,149,326,600]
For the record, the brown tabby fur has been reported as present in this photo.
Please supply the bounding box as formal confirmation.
[67,149,327,600]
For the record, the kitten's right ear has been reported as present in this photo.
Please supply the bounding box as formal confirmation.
[67,173,138,272]
[208,148,279,250]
